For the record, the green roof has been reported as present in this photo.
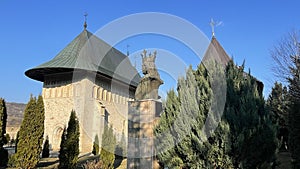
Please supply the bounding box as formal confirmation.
[25,29,140,87]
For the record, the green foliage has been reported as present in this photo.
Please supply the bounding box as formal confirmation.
[155,63,233,168]
[100,124,116,169]
[42,136,50,158]
[287,56,300,168]
[267,82,289,150]
[14,95,45,168]
[58,110,80,169]
[224,60,277,168]
[7,154,17,168]
[0,98,7,147]
[5,133,10,145]
[0,98,8,167]
[15,131,19,153]
[154,89,181,168]
[92,135,99,155]
[155,60,277,168]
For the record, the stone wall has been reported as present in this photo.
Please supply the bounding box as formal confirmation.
[42,74,135,154]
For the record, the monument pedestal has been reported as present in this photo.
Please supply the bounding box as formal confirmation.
[127,99,162,169]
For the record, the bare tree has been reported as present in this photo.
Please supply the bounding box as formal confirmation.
[270,30,300,81]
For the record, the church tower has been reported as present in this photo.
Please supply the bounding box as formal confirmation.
[25,24,140,153]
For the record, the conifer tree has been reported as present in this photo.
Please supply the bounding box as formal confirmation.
[100,124,116,169]
[92,135,99,155]
[58,110,80,169]
[155,64,232,168]
[267,82,289,150]
[287,56,300,168]
[0,98,8,167]
[154,89,182,168]
[0,98,7,147]
[224,61,277,168]
[15,95,45,168]
[42,136,50,158]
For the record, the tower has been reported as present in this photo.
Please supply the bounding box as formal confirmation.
[25,24,140,154]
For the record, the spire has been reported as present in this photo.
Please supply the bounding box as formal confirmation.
[209,18,223,38]
[84,12,88,29]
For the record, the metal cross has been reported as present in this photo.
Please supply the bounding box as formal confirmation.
[210,18,223,37]
[84,12,88,29]
[210,18,216,37]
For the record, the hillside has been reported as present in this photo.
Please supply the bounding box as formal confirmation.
[6,102,26,127]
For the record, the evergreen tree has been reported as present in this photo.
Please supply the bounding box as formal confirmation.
[92,135,99,155]
[154,89,182,168]
[15,95,45,168]
[0,98,8,167]
[287,56,300,168]
[58,110,80,169]
[155,64,232,168]
[5,134,10,146]
[224,61,277,168]
[42,136,50,158]
[0,98,7,147]
[267,82,289,150]
[100,124,116,169]
[15,131,19,153]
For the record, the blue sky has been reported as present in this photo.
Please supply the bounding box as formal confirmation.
[1,0,299,103]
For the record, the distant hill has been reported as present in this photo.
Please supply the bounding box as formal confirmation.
[6,102,26,127]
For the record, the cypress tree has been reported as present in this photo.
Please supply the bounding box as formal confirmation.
[92,135,99,155]
[58,110,80,169]
[0,98,8,167]
[0,98,7,147]
[42,136,50,158]
[15,95,45,168]
[100,124,116,169]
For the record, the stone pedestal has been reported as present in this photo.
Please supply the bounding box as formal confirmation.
[127,99,162,169]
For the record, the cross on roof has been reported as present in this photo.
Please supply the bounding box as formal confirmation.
[84,12,88,29]
[210,18,223,37]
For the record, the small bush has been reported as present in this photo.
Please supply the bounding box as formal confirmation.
[7,154,16,168]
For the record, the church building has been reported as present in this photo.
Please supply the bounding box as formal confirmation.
[25,20,263,160]
[25,23,140,153]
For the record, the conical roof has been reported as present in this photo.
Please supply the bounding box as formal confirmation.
[25,29,140,86]
[202,36,231,67]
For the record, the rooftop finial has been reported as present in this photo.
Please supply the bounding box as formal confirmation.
[126,44,130,56]
[84,12,88,29]
[210,18,223,38]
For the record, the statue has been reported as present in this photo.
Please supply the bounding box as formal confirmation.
[135,50,163,100]
[141,50,159,77]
